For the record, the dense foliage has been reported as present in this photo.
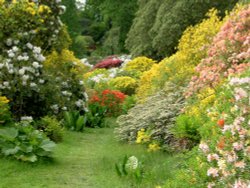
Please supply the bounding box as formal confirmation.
[126,0,238,59]
[135,9,224,102]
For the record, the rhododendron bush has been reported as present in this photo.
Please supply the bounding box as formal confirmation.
[186,5,250,97]
[93,56,123,70]
[0,0,87,118]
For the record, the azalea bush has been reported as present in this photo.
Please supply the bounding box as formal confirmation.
[197,72,250,187]
[135,9,224,102]
[186,5,250,97]
[89,89,126,117]
[123,57,156,79]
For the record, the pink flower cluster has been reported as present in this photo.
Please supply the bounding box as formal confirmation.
[186,6,250,97]
[93,56,123,70]
[199,76,250,188]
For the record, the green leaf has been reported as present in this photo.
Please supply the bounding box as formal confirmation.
[2,146,20,155]
[40,139,56,152]
[76,116,85,131]
[115,164,122,177]
[0,127,18,141]
[17,154,37,162]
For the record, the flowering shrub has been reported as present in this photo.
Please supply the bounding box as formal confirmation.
[0,96,12,126]
[0,0,72,118]
[108,76,137,95]
[84,68,121,91]
[89,89,126,117]
[36,50,88,117]
[115,83,185,149]
[123,57,156,79]
[186,6,250,97]
[93,56,123,70]
[197,72,250,187]
[136,9,224,102]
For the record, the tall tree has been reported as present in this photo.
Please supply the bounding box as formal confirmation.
[126,0,239,59]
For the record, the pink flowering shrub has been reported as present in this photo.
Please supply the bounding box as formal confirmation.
[93,56,123,70]
[198,71,250,187]
[186,6,250,97]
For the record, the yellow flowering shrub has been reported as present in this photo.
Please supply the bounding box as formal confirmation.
[135,9,224,102]
[135,64,161,102]
[185,88,216,117]
[45,49,89,79]
[108,76,137,95]
[123,56,156,78]
[0,96,12,126]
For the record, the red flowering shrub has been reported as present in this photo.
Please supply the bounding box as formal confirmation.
[186,6,250,97]
[89,89,126,116]
[93,56,123,70]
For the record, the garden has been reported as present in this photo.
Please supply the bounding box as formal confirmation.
[0,0,249,187]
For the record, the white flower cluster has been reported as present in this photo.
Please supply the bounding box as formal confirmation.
[21,116,33,122]
[125,156,138,170]
[80,58,93,68]
[0,40,45,91]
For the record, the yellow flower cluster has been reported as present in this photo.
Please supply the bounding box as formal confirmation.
[38,5,51,14]
[109,76,137,95]
[178,9,223,65]
[136,129,150,144]
[123,56,156,77]
[0,96,9,104]
[185,88,216,118]
[148,143,161,152]
[135,9,223,102]
[135,64,161,102]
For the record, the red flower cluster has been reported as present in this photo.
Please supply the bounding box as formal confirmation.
[89,89,126,116]
[93,56,123,70]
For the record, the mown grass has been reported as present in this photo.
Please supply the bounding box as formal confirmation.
[0,119,184,188]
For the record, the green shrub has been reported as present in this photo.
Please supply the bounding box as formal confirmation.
[35,116,64,143]
[121,95,136,114]
[84,103,106,128]
[173,114,202,144]
[0,121,56,162]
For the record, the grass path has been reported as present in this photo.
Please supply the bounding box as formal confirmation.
[0,126,184,188]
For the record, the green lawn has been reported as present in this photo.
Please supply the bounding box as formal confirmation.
[0,123,184,188]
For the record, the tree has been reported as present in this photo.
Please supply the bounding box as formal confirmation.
[126,0,239,59]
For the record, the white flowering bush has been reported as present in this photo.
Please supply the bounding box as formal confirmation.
[0,0,86,118]
[115,82,185,149]
[42,50,88,116]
